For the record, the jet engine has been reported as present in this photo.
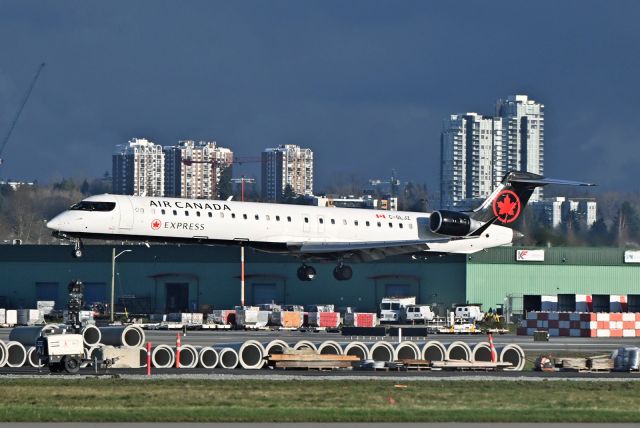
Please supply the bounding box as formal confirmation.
[429,210,482,236]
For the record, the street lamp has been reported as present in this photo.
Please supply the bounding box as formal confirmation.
[111,248,132,322]
[231,176,255,307]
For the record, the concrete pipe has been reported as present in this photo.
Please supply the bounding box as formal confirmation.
[81,346,100,368]
[0,340,8,367]
[138,346,148,368]
[8,324,61,346]
[174,344,198,369]
[471,342,493,362]
[292,340,317,352]
[81,325,102,347]
[26,346,44,368]
[263,340,290,356]
[394,341,422,361]
[318,341,343,356]
[151,344,175,368]
[6,341,27,368]
[237,340,265,369]
[498,344,525,371]
[198,347,219,369]
[342,341,370,361]
[368,341,395,362]
[214,347,239,369]
[99,326,145,348]
[446,341,472,361]
[422,341,446,362]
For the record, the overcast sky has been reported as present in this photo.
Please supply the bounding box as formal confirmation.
[0,1,638,193]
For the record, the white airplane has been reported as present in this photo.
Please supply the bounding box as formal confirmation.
[46,171,593,281]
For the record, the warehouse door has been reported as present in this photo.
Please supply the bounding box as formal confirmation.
[84,282,106,306]
[35,282,59,306]
[166,283,189,312]
[252,283,277,305]
[385,283,411,297]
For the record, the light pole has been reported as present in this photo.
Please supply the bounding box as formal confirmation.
[231,176,255,307]
[111,248,132,322]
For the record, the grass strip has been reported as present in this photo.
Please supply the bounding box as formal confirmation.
[0,379,637,422]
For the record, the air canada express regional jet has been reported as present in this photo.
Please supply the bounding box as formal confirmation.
[46,171,593,281]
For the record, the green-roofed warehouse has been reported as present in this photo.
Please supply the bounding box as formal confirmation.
[0,245,638,315]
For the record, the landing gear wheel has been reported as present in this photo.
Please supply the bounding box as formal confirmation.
[333,264,353,281]
[62,356,80,374]
[72,239,83,258]
[297,265,317,281]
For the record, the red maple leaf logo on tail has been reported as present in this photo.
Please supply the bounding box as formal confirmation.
[492,190,521,224]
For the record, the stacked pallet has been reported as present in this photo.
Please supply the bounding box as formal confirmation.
[266,349,359,370]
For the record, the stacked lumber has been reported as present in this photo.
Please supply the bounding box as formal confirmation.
[266,349,359,370]
[431,360,513,371]
[560,358,588,371]
[588,357,614,372]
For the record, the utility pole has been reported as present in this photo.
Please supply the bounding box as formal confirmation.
[231,176,256,307]
[111,248,132,322]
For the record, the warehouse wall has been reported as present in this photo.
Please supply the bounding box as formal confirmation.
[466,247,640,312]
[0,245,466,313]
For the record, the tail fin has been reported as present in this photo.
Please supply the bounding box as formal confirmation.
[469,171,594,234]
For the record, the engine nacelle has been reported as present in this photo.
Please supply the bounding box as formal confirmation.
[429,210,482,236]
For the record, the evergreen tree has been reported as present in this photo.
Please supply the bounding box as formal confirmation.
[217,166,233,200]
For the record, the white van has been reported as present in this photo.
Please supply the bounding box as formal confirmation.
[403,305,434,324]
[454,305,484,322]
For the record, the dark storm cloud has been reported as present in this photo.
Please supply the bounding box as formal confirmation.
[0,1,638,191]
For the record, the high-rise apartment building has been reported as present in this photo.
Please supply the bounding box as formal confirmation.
[164,140,233,199]
[440,113,504,209]
[496,95,544,201]
[112,138,165,197]
[440,95,544,209]
[261,144,314,201]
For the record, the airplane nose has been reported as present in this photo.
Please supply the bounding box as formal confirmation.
[46,216,61,230]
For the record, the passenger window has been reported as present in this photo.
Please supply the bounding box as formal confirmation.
[161,209,166,215]
[389,223,393,228]
[304,217,309,223]
[377,222,381,227]
[185,211,189,216]
[342,219,347,225]
[255,214,259,220]
[173,210,177,216]
[354,220,359,226]
[408,223,413,229]
[399,223,403,229]
[208,212,212,218]
[276,215,280,221]
[196,212,201,217]
[287,216,291,222]
[220,212,224,218]
[243,214,248,220]
[319,218,323,224]
[266,215,270,221]
[366,221,370,227]
[232,213,236,219]
[331,219,335,225]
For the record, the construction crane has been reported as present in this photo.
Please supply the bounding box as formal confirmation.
[181,155,262,197]
[369,169,401,197]
[0,62,46,166]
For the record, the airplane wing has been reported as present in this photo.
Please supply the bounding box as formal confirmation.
[286,238,451,262]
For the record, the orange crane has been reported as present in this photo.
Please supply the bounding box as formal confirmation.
[0,62,46,166]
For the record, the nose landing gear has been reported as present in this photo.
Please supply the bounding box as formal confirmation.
[333,263,353,281]
[72,239,83,258]
[297,265,317,281]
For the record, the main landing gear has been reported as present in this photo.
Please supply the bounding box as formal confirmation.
[72,239,83,258]
[297,265,317,282]
[296,263,353,281]
[333,263,353,281]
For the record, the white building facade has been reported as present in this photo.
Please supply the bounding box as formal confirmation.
[261,144,314,202]
[164,140,233,199]
[440,95,544,209]
[531,197,597,228]
[112,138,165,197]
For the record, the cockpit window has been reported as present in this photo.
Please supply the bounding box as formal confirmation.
[70,201,116,212]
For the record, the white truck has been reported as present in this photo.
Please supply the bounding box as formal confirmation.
[454,305,484,322]
[403,304,435,324]
[379,296,416,323]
